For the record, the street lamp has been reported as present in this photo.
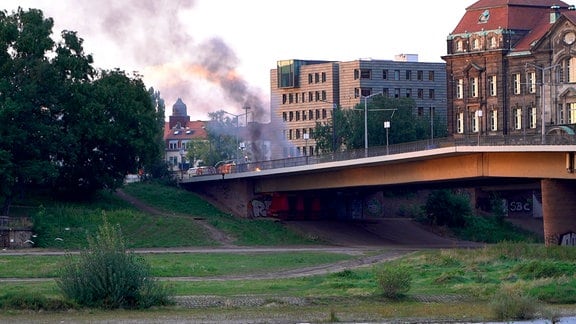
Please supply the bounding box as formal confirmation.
[384,121,390,155]
[476,110,483,146]
[303,133,310,164]
[363,93,382,154]
[526,63,559,144]
[179,149,185,180]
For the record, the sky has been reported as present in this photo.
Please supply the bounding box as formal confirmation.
[4,0,477,122]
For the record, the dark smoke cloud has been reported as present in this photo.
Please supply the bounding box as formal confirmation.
[69,0,267,122]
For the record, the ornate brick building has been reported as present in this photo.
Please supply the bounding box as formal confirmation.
[443,0,576,140]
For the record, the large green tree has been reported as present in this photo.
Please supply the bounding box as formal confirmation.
[315,96,447,153]
[0,8,164,212]
[203,110,239,166]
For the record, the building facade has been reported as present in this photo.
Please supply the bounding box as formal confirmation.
[443,0,576,140]
[270,58,447,157]
[164,98,207,172]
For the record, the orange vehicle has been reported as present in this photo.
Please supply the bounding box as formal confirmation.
[215,160,236,174]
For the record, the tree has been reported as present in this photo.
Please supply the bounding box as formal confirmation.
[0,8,165,211]
[203,110,239,165]
[314,96,447,153]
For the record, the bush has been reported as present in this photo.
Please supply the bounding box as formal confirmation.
[0,292,75,311]
[490,284,539,320]
[375,265,412,299]
[57,219,172,309]
[424,189,470,228]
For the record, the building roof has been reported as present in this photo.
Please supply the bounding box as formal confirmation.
[452,0,570,35]
[164,120,207,141]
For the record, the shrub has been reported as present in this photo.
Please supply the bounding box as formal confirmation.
[490,284,539,320]
[423,189,470,228]
[0,292,75,311]
[57,219,172,309]
[375,265,412,299]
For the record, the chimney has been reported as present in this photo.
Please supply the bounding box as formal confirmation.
[550,5,561,23]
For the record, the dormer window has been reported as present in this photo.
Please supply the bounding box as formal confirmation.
[489,36,497,48]
[473,38,480,50]
[456,40,464,52]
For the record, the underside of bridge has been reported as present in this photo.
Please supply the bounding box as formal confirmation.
[184,150,576,246]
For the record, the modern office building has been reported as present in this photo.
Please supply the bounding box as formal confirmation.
[270,57,447,157]
[443,0,576,139]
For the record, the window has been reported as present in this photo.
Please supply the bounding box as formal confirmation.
[308,74,313,84]
[315,91,320,101]
[528,72,536,93]
[569,103,576,123]
[488,75,497,96]
[417,88,424,99]
[295,111,300,121]
[457,112,464,133]
[354,69,359,80]
[406,89,412,98]
[394,70,400,80]
[169,140,178,150]
[561,57,576,83]
[321,72,326,82]
[472,111,480,133]
[282,94,287,104]
[490,110,498,131]
[302,92,306,103]
[308,92,313,102]
[289,111,294,121]
[321,90,327,101]
[394,88,400,98]
[405,70,411,80]
[428,71,435,81]
[382,88,389,97]
[360,69,371,79]
[302,110,307,121]
[428,89,435,99]
[530,106,538,128]
[514,108,522,130]
[456,40,464,52]
[308,109,313,120]
[470,77,478,98]
[322,109,327,119]
[456,79,463,99]
[315,109,320,120]
[489,36,497,48]
[417,107,424,116]
[295,129,300,139]
[295,93,299,103]
[288,93,293,104]
[513,73,521,94]
[382,70,388,80]
[473,38,480,50]
[288,129,293,140]
[282,112,287,121]
[417,70,423,81]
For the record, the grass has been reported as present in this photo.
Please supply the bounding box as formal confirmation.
[5,181,576,321]
[28,182,317,249]
[121,182,320,246]
[0,252,355,278]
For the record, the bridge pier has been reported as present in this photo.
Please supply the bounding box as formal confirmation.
[541,179,576,246]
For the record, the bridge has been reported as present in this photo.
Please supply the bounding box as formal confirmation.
[180,135,576,246]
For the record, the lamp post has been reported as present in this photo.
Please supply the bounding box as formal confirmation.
[179,149,185,180]
[363,93,382,154]
[526,63,558,144]
[303,133,309,164]
[430,106,435,146]
[384,121,390,155]
[476,110,483,146]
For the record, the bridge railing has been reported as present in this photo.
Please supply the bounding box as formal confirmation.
[206,133,576,176]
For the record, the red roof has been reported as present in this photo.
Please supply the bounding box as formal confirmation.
[452,0,570,34]
[163,120,207,141]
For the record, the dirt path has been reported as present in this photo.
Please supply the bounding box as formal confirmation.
[115,189,235,246]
